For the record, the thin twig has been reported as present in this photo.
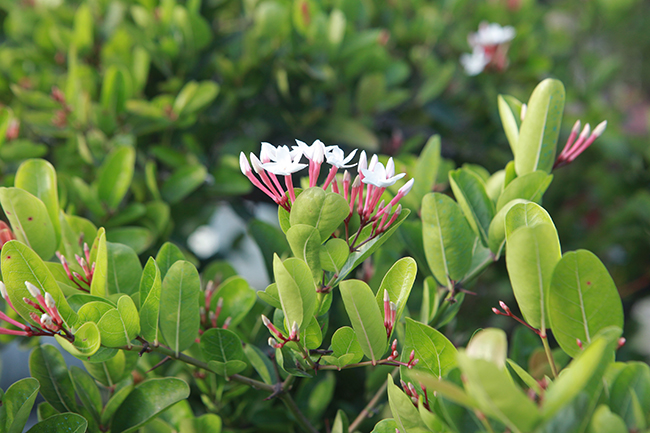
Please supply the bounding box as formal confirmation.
[349,368,397,431]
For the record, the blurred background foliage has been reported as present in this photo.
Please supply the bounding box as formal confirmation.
[1,0,649,364]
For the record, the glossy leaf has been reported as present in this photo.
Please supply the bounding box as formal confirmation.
[498,94,524,156]
[449,168,495,246]
[515,79,566,175]
[201,328,248,376]
[160,164,207,204]
[29,345,77,413]
[97,295,140,347]
[320,238,349,274]
[209,276,256,327]
[386,374,429,433]
[96,146,135,210]
[90,228,108,298]
[273,255,317,331]
[155,242,185,280]
[4,377,40,433]
[85,351,138,387]
[70,366,102,423]
[401,318,457,386]
[375,257,417,330]
[159,260,201,356]
[0,187,57,260]
[15,159,61,247]
[111,378,190,433]
[139,258,162,343]
[289,187,350,240]
[286,224,322,280]
[548,250,624,358]
[106,242,143,296]
[330,326,364,363]
[339,280,386,363]
[1,240,76,328]
[487,198,530,256]
[496,171,553,212]
[26,413,87,433]
[56,321,101,358]
[422,193,474,287]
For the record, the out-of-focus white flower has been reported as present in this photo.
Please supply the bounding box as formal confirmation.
[460,48,490,76]
[261,146,307,176]
[361,162,406,188]
[293,139,326,163]
[469,22,516,47]
[325,146,357,169]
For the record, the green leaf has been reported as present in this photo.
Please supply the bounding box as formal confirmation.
[506,359,543,396]
[413,371,477,410]
[1,241,76,328]
[609,362,650,429]
[330,326,364,363]
[457,350,541,432]
[449,168,495,247]
[106,226,154,254]
[498,94,524,157]
[90,228,108,298]
[286,224,322,281]
[549,250,624,358]
[542,327,621,420]
[106,242,143,296]
[100,379,134,424]
[209,276,256,328]
[375,257,417,332]
[258,283,282,309]
[248,219,291,277]
[70,366,102,424]
[505,204,561,330]
[201,328,247,369]
[331,410,350,433]
[96,146,135,210]
[273,255,317,331]
[339,280,387,363]
[496,171,553,212]
[320,238,349,274]
[178,414,223,433]
[588,405,628,433]
[0,188,57,260]
[386,374,429,433]
[159,261,201,356]
[160,165,207,204]
[409,135,441,209]
[101,66,131,116]
[466,328,508,369]
[322,117,379,151]
[173,81,219,117]
[487,198,531,256]
[55,321,101,358]
[139,258,162,343]
[515,79,566,175]
[244,344,277,385]
[4,378,40,433]
[155,242,185,280]
[401,318,457,386]
[370,419,398,433]
[29,345,77,413]
[15,159,61,248]
[26,413,87,433]
[73,3,94,52]
[97,295,140,347]
[85,351,138,387]
[289,187,350,241]
[422,193,474,287]
[111,378,190,433]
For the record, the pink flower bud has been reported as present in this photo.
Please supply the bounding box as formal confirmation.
[25,282,41,298]
[239,152,251,175]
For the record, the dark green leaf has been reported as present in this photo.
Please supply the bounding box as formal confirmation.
[4,377,40,433]
[26,413,87,433]
[106,242,143,296]
[29,345,77,413]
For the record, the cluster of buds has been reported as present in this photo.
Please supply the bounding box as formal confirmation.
[492,300,541,336]
[461,22,516,76]
[56,244,95,292]
[240,140,414,251]
[401,379,430,410]
[0,281,73,341]
[554,120,607,169]
[386,339,419,369]
[262,315,299,349]
[0,221,16,249]
[383,290,397,338]
[51,86,71,128]
[200,280,231,331]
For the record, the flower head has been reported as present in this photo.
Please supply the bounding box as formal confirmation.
[293,139,326,163]
[260,146,307,176]
[361,162,406,188]
[460,48,490,76]
[461,22,516,75]
[469,22,516,47]
[325,146,357,169]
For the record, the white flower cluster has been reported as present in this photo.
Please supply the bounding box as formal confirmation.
[461,22,516,76]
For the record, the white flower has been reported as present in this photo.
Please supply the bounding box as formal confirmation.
[260,142,277,163]
[325,146,357,169]
[469,22,516,47]
[361,162,406,188]
[460,48,490,76]
[293,139,326,163]
[260,145,307,176]
[386,158,395,178]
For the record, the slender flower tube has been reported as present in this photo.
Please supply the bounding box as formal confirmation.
[554,120,607,169]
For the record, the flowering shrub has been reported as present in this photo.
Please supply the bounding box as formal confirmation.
[0,78,645,433]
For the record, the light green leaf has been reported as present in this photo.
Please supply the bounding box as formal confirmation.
[401,318,457,386]
[70,366,102,424]
[548,250,624,358]
[386,374,430,433]
[588,405,628,433]
[106,242,143,296]
[159,261,201,356]
[331,410,349,433]
[609,362,650,429]
[498,94,524,156]
[15,159,61,248]
[339,280,386,363]
[96,146,135,210]
[201,328,247,377]
[243,344,277,385]
[487,198,531,256]
[375,257,417,331]
[139,258,162,343]
[155,242,185,280]
[26,413,87,433]
[90,228,108,298]
[273,255,317,331]
[496,171,553,212]
[506,359,543,396]
[289,187,350,241]
[100,379,134,423]
[449,168,495,247]
[106,226,154,254]
[320,238,349,274]
[209,276,256,328]
[4,378,40,433]
[56,321,101,358]
[286,224,322,281]
[0,187,57,260]
[330,326,364,363]
[97,296,140,347]
[101,66,131,116]
[466,328,508,369]
[111,378,190,433]
[422,193,474,287]
[515,79,566,175]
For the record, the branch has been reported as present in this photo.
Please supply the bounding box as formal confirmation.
[349,368,397,431]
